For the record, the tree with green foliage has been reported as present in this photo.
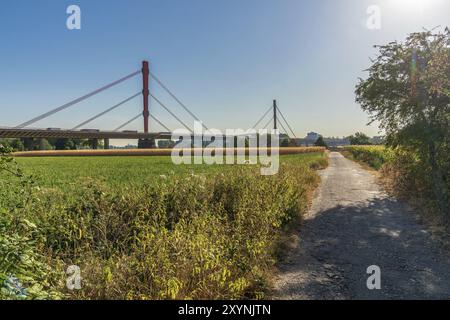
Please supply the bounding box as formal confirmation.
[54,138,82,150]
[0,139,25,151]
[348,132,372,145]
[314,136,327,148]
[280,137,290,147]
[355,29,449,219]
[37,139,53,150]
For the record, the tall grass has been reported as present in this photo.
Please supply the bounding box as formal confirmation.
[0,152,327,299]
[341,145,393,170]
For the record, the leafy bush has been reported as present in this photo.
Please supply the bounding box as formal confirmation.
[314,136,327,148]
[380,149,449,220]
[0,145,63,299]
[342,146,392,170]
[347,132,372,145]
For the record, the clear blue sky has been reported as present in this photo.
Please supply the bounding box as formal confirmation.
[0,0,448,144]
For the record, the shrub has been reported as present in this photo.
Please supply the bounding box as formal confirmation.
[0,145,63,299]
[342,145,449,226]
[342,146,392,170]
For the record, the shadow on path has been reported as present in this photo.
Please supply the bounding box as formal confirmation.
[274,155,450,299]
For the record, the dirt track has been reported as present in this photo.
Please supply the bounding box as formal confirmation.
[273,152,450,300]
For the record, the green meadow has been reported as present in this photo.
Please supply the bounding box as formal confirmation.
[15,153,325,189]
[1,152,328,299]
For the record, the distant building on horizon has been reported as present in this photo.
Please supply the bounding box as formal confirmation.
[305,132,320,142]
[291,132,350,147]
[323,137,350,147]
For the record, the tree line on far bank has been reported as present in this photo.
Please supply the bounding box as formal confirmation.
[0,138,103,151]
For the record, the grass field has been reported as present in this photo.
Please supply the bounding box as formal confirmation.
[15,152,326,189]
[1,151,328,299]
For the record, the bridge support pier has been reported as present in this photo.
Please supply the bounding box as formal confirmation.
[142,61,150,134]
[91,138,98,150]
[22,138,34,151]
[273,100,277,131]
[138,138,156,149]
[104,138,110,150]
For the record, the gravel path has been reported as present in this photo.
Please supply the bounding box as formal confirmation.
[273,152,450,300]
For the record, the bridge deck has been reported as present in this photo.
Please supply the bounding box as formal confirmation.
[0,128,173,140]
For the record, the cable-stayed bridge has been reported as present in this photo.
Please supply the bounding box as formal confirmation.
[0,61,296,149]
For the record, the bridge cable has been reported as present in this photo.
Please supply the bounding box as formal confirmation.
[150,72,208,130]
[276,106,297,138]
[114,113,142,132]
[16,70,141,128]
[276,118,290,137]
[150,114,171,132]
[150,94,193,133]
[72,92,141,130]
[252,106,272,129]
[263,115,274,130]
